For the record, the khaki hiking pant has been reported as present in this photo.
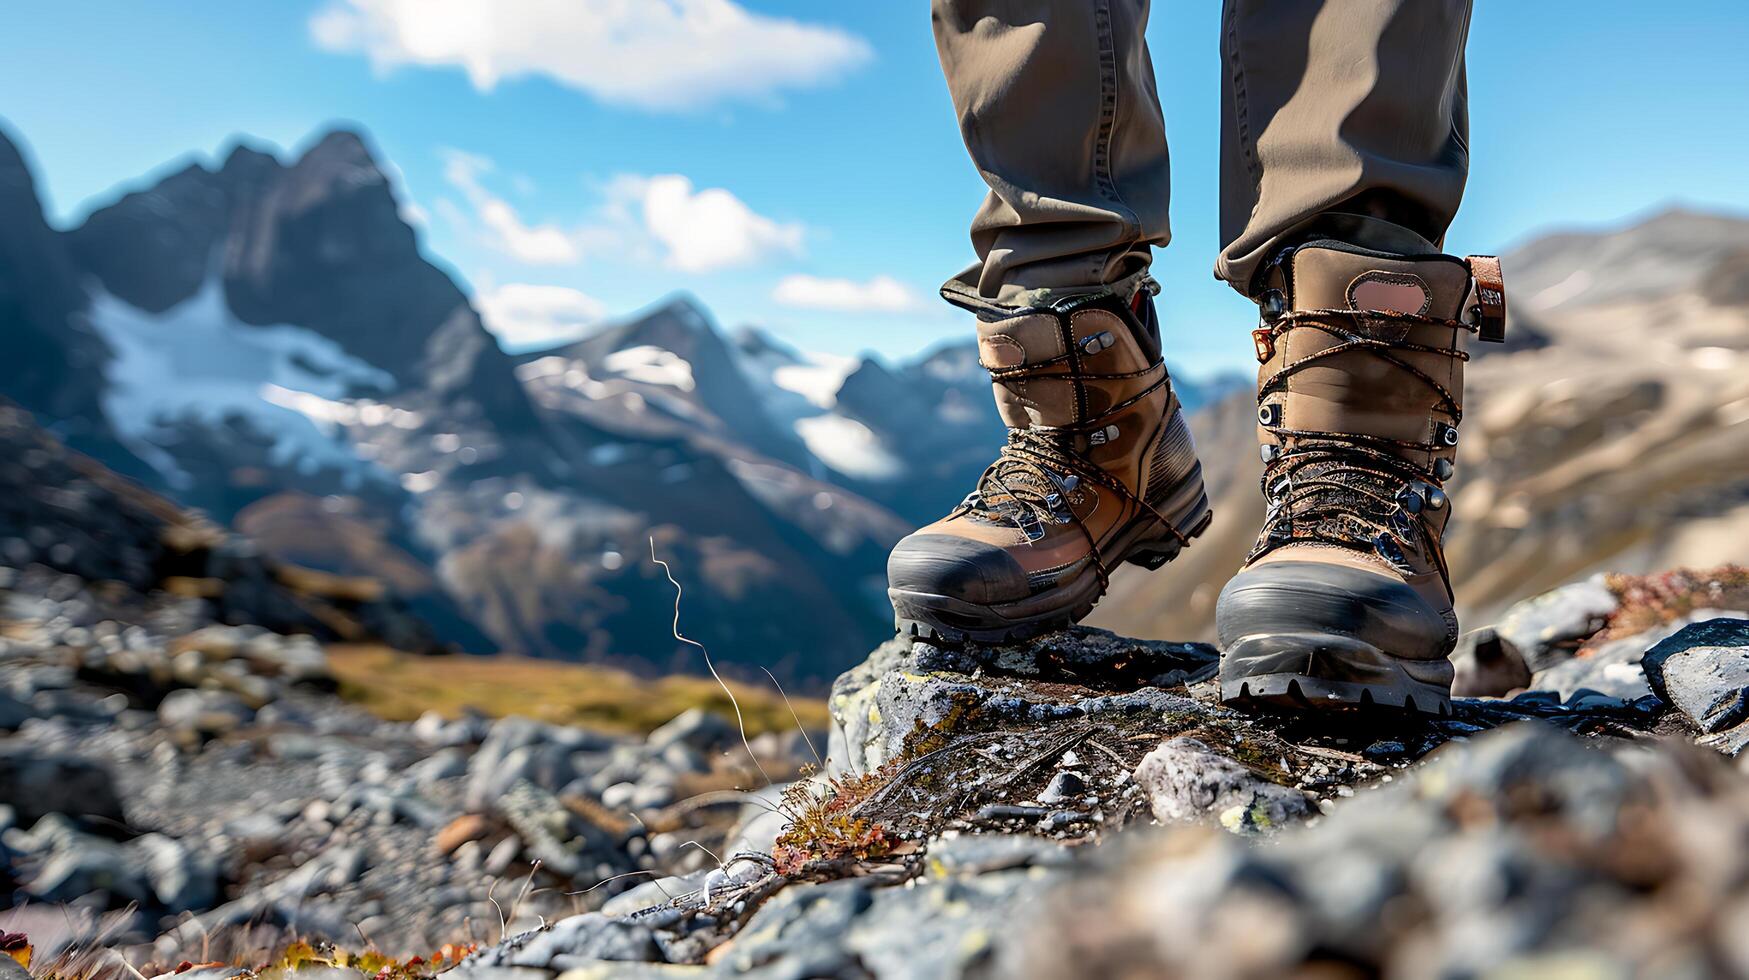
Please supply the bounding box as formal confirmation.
[932,0,1473,311]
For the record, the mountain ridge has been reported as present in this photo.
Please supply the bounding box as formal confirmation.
[5,116,1745,683]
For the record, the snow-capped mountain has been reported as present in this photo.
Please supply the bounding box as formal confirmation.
[0,119,1251,684]
[0,123,901,684]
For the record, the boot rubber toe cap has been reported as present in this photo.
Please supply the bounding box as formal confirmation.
[1216,560,1455,662]
[886,533,1030,606]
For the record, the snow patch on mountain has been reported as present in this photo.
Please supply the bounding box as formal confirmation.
[88,277,394,487]
[794,414,903,480]
[601,345,696,391]
[772,354,858,410]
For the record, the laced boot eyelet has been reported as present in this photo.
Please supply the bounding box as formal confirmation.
[1079,331,1115,355]
[1373,531,1413,572]
[1087,424,1120,446]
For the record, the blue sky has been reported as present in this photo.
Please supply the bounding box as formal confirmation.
[4,0,1747,375]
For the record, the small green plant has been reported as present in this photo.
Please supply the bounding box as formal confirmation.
[771,764,896,875]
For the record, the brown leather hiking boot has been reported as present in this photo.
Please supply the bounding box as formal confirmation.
[887,290,1211,644]
[1216,241,1507,714]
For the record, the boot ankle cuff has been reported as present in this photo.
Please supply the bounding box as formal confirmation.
[940,269,1159,319]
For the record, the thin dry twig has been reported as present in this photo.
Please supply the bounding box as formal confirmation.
[760,665,824,770]
[651,537,772,786]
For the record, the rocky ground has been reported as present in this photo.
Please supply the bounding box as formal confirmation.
[0,558,815,968]
[6,557,1749,978]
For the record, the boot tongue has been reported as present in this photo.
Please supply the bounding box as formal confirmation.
[1288,244,1471,318]
[1261,242,1474,460]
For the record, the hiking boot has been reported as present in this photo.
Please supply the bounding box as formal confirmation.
[887,289,1211,644]
[1216,241,1508,714]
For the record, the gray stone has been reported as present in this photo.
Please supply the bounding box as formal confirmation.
[8,816,219,913]
[1531,610,1743,702]
[722,861,1057,979]
[924,832,1074,876]
[406,746,470,788]
[157,687,255,739]
[133,832,222,912]
[646,707,733,753]
[1450,627,1531,697]
[1643,618,1749,732]
[411,708,492,747]
[497,780,622,881]
[1037,770,1086,806]
[722,781,791,857]
[1494,576,1620,670]
[457,913,662,971]
[1702,722,1749,758]
[466,716,611,809]
[828,628,1219,777]
[1134,737,1315,835]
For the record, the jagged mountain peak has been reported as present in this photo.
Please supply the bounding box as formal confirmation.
[731,324,804,367]
[0,120,110,439]
[216,141,282,181]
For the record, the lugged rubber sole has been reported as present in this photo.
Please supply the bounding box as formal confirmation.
[1219,631,1453,716]
[891,505,1212,646]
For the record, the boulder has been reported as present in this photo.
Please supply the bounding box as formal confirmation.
[827,627,1220,777]
[1493,576,1620,670]
[1643,618,1749,732]
[9,816,220,914]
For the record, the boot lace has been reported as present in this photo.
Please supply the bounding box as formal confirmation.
[1251,307,1479,591]
[955,323,1193,590]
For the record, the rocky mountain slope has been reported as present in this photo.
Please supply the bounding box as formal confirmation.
[0,117,1258,685]
[7,109,1746,687]
[6,509,1747,973]
[1093,207,1749,643]
[4,309,1748,974]
[0,125,898,683]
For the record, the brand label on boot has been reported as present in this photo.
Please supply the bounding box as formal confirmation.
[1347,272,1431,316]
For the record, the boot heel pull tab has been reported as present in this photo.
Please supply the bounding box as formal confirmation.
[1466,255,1508,343]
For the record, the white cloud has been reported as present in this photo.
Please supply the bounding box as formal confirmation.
[310,0,872,112]
[615,174,803,273]
[477,283,607,348]
[476,199,580,265]
[441,153,797,273]
[443,151,580,265]
[773,274,924,313]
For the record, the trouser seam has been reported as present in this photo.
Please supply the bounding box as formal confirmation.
[1223,0,1265,279]
[1223,0,1260,186]
[1091,0,1141,282]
